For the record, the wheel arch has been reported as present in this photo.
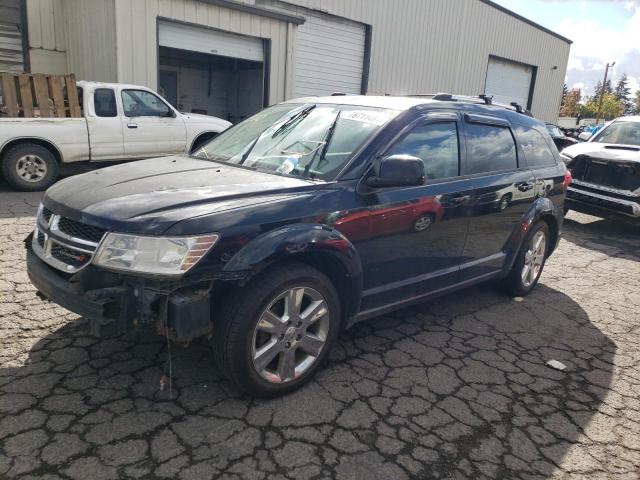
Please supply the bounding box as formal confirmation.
[189,131,219,153]
[222,224,363,326]
[502,197,560,275]
[0,137,63,164]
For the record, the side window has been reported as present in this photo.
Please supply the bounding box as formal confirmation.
[94,88,117,117]
[463,123,517,175]
[386,122,459,180]
[121,90,172,117]
[515,125,557,167]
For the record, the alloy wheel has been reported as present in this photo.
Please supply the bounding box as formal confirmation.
[16,155,47,183]
[521,230,546,287]
[251,286,330,383]
[414,215,433,231]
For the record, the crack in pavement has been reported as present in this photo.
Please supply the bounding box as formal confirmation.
[1,189,639,479]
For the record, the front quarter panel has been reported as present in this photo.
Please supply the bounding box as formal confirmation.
[222,223,364,320]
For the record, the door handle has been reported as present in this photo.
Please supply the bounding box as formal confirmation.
[127,123,138,129]
[516,182,533,192]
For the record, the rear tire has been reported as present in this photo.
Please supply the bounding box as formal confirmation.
[213,262,341,397]
[501,221,550,297]
[1,143,59,191]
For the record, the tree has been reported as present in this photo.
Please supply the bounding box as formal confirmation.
[582,92,624,120]
[559,88,582,117]
[614,74,633,114]
[634,90,640,115]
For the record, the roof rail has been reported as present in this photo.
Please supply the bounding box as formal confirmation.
[330,92,348,96]
[403,92,533,117]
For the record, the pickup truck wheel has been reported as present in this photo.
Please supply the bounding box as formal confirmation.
[213,262,341,397]
[2,144,59,191]
[501,221,550,297]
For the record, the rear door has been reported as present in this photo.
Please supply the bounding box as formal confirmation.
[86,87,125,160]
[120,88,187,157]
[458,113,537,281]
[357,113,471,313]
[514,124,566,213]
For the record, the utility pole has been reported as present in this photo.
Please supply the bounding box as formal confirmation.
[595,61,615,125]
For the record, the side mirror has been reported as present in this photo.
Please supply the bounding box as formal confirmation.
[578,131,592,142]
[366,154,425,188]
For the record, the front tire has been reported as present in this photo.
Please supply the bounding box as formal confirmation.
[501,221,550,296]
[1,143,59,191]
[213,262,341,397]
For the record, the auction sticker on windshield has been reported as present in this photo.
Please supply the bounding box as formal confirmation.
[340,110,397,126]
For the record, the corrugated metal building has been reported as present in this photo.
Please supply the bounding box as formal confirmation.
[16,0,570,122]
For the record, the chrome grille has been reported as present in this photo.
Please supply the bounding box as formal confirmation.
[58,217,106,244]
[32,204,105,273]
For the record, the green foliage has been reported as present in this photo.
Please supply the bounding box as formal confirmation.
[614,74,633,114]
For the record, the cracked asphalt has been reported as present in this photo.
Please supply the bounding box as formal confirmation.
[1,185,639,479]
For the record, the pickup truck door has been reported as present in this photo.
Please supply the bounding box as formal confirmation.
[86,88,125,160]
[120,89,187,157]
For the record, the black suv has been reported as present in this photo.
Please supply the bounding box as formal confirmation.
[26,95,569,396]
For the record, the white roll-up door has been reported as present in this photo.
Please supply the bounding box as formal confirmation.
[294,11,366,98]
[0,0,25,72]
[485,57,533,108]
[158,21,264,63]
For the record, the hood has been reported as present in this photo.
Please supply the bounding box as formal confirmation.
[44,156,319,234]
[562,141,640,163]
[181,112,232,128]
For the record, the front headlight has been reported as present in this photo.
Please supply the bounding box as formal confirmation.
[93,233,219,276]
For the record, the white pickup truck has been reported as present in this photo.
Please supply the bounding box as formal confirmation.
[0,81,231,191]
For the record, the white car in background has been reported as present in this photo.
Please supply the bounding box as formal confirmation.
[0,81,231,191]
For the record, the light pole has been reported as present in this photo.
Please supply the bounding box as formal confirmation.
[595,61,615,125]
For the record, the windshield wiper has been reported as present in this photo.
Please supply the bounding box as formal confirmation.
[271,105,316,138]
[304,111,341,177]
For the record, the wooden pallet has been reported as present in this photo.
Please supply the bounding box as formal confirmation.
[0,73,82,118]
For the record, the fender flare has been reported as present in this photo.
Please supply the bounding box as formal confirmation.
[222,223,363,322]
[502,196,560,275]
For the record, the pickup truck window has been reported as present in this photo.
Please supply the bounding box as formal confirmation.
[94,89,117,117]
[196,103,398,181]
[122,89,172,117]
[592,121,640,146]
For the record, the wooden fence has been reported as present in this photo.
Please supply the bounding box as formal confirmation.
[0,73,82,118]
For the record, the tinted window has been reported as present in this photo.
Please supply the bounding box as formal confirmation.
[122,90,171,117]
[464,123,517,174]
[515,126,556,167]
[94,88,117,117]
[386,122,459,180]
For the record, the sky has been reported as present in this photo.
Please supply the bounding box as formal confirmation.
[493,0,640,99]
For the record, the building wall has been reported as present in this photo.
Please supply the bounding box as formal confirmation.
[271,0,571,122]
[65,0,117,82]
[26,0,67,73]
[112,0,294,105]
[26,0,117,80]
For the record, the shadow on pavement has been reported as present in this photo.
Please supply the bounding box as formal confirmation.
[562,212,639,259]
[0,282,615,479]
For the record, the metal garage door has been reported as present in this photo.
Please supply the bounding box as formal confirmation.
[0,0,25,72]
[294,11,365,98]
[485,57,533,108]
[158,21,264,62]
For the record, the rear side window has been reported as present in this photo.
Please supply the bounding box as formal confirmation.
[94,89,117,117]
[463,123,517,175]
[386,122,459,180]
[515,125,556,167]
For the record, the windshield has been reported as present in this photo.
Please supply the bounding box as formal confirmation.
[591,121,640,146]
[545,124,562,138]
[193,103,399,180]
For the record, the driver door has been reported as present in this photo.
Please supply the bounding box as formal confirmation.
[120,89,187,158]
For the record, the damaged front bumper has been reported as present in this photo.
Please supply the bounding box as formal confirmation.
[26,243,245,342]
